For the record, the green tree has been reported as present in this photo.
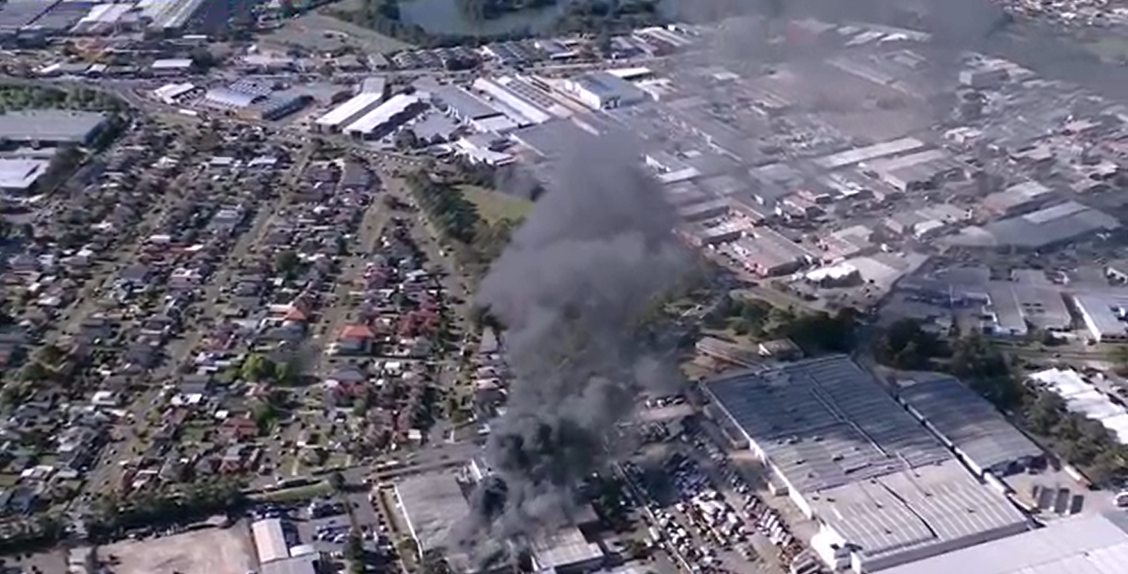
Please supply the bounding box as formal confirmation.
[251,400,279,434]
[241,354,274,382]
[273,359,301,386]
[395,128,420,150]
[273,250,301,277]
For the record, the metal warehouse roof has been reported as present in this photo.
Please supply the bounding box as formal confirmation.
[432,85,501,121]
[394,471,469,552]
[881,512,1128,574]
[705,355,952,493]
[251,518,289,564]
[896,376,1043,472]
[0,110,107,143]
[818,460,1029,567]
[344,93,426,135]
[315,92,384,128]
[0,0,54,30]
[204,87,260,109]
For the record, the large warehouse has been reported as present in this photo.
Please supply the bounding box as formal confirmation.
[0,110,108,145]
[705,356,1030,573]
[880,512,1128,574]
[394,468,605,574]
[314,92,385,134]
[563,71,648,110]
[895,375,1044,477]
[343,93,428,140]
[393,470,471,554]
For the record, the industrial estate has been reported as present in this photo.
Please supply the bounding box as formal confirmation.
[1,1,1128,574]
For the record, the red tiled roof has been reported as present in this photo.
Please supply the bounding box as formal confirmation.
[339,324,376,340]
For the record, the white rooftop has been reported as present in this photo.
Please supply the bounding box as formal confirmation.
[881,512,1128,574]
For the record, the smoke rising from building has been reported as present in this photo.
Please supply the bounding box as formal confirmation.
[459,132,689,546]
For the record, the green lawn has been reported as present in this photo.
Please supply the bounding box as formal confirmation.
[460,185,533,225]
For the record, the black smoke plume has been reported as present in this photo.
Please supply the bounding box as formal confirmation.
[459,132,689,546]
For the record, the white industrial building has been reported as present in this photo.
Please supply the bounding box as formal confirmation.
[343,93,429,140]
[251,518,290,564]
[814,137,928,170]
[881,512,1128,574]
[472,77,554,125]
[1073,292,1128,342]
[562,71,649,110]
[394,465,605,574]
[1028,367,1128,444]
[705,356,1030,573]
[0,158,49,193]
[313,92,385,133]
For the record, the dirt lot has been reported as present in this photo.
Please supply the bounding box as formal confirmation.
[100,525,257,574]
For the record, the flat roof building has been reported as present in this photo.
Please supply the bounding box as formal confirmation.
[472,77,554,125]
[0,158,49,193]
[260,553,317,574]
[314,92,385,133]
[1074,292,1128,342]
[530,527,605,573]
[982,181,1060,217]
[1029,367,1128,444]
[564,71,648,110]
[0,110,108,145]
[394,471,469,553]
[881,512,1128,574]
[432,85,502,122]
[866,149,964,193]
[251,518,289,564]
[896,375,1044,477]
[705,356,1029,572]
[814,137,927,170]
[965,201,1121,250]
[343,93,428,139]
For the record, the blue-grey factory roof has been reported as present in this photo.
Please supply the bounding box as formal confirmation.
[575,71,645,101]
[205,87,261,109]
[979,200,1121,249]
[896,376,1043,472]
[0,0,54,30]
[705,355,952,493]
[0,110,107,144]
[510,120,595,158]
[881,512,1128,574]
[432,85,501,121]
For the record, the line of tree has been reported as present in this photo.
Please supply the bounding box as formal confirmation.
[405,171,518,272]
[703,294,860,354]
[457,0,558,21]
[86,480,246,541]
[0,84,125,113]
[0,515,64,556]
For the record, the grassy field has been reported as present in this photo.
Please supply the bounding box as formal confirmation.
[260,10,413,54]
[460,185,533,224]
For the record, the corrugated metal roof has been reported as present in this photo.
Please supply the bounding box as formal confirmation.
[394,471,469,552]
[315,92,383,128]
[882,513,1128,574]
[344,93,426,135]
[897,376,1043,472]
[251,518,289,564]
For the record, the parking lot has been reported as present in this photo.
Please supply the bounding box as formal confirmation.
[621,408,808,574]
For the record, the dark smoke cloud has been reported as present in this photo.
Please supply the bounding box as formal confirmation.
[672,0,1128,100]
[458,132,689,546]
